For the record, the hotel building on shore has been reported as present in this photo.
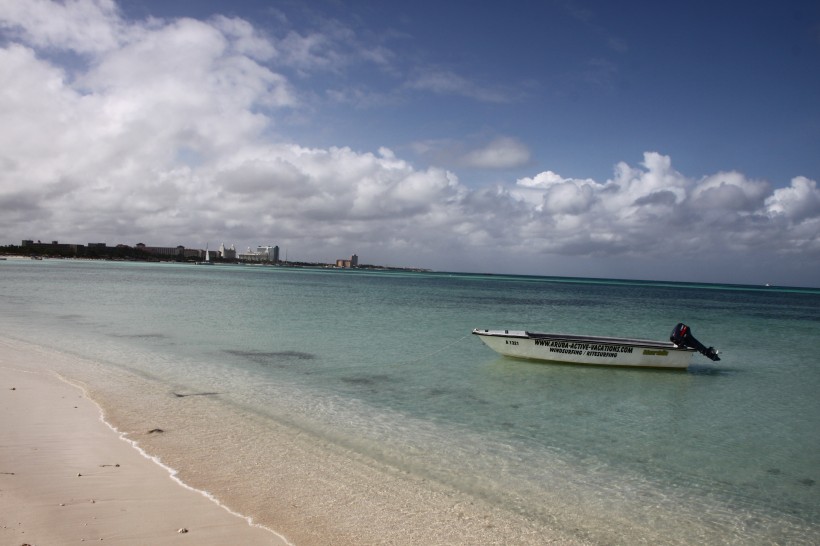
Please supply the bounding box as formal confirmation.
[135,242,240,260]
[335,254,359,268]
[238,245,279,263]
[135,243,192,258]
[219,243,237,260]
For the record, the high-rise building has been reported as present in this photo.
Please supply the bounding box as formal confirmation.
[335,254,359,268]
[239,245,279,263]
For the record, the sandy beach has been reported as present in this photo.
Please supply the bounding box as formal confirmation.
[0,346,288,545]
[0,336,585,546]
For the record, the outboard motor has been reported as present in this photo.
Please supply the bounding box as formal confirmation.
[670,323,720,361]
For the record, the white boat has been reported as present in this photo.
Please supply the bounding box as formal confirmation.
[197,243,213,265]
[472,323,719,369]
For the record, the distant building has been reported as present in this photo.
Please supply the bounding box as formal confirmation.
[135,243,186,258]
[21,239,81,254]
[335,254,359,268]
[238,244,279,263]
[218,242,237,260]
[256,245,279,262]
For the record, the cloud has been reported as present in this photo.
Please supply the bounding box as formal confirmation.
[1,2,818,283]
[460,137,531,169]
[411,136,531,171]
[0,0,126,54]
[269,14,395,76]
[507,152,820,261]
[211,15,277,62]
[765,176,820,222]
[692,171,770,211]
[406,69,512,103]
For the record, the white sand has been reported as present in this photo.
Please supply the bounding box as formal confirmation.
[0,356,288,545]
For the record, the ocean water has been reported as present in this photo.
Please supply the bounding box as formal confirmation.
[1,259,818,544]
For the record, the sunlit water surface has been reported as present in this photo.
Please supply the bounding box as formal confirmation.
[1,260,818,544]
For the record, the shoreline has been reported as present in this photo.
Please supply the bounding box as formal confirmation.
[0,336,585,545]
[0,345,289,545]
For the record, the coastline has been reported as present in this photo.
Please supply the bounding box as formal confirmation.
[0,336,585,545]
[0,340,288,545]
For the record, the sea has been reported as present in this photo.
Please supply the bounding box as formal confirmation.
[1,259,818,545]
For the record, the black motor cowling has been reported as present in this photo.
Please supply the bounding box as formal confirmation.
[670,323,720,361]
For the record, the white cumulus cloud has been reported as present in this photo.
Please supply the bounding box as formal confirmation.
[765,176,820,222]
[1,1,818,284]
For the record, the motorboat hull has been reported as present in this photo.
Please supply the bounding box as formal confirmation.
[472,329,696,368]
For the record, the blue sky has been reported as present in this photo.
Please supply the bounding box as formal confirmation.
[121,0,820,184]
[1,0,819,285]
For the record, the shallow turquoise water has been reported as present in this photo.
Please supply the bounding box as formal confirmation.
[1,260,818,543]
